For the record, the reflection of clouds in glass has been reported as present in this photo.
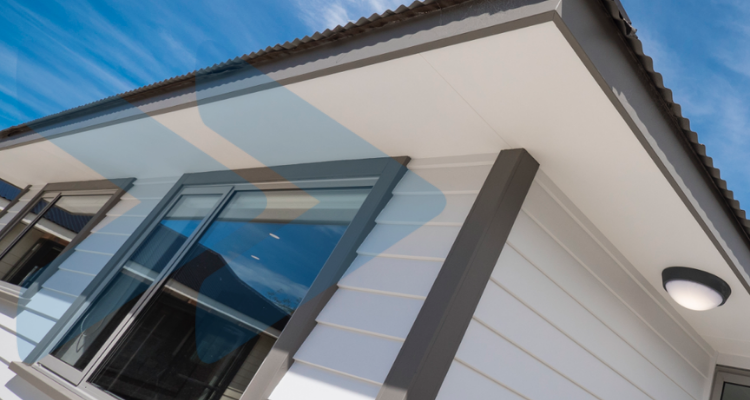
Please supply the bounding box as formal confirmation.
[226,256,308,309]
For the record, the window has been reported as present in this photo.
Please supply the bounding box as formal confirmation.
[0,181,125,292]
[711,366,750,400]
[40,178,376,400]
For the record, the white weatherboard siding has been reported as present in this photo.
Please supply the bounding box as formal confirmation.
[0,178,177,400]
[269,154,496,400]
[436,179,715,400]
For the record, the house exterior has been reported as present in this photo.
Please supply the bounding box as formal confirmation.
[0,0,749,399]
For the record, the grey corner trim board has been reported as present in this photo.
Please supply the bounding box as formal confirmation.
[377,149,539,400]
[0,185,30,221]
[241,157,410,400]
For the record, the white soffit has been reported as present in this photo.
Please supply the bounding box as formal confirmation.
[285,22,749,361]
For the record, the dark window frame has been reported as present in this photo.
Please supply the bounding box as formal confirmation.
[0,178,134,303]
[710,365,750,400]
[16,156,409,400]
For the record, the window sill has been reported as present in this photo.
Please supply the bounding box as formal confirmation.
[9,361,87,400]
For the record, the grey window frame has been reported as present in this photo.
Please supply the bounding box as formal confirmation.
[0,178,134,303]
[710,365,750,400]
[14,156,410,400]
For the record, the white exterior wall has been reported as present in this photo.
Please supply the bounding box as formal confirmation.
[0,178,178,400]
[436,177,717,400]
[269,154,496,400]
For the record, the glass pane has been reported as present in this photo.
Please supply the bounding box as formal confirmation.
[90,187,370,400]
[723,383,750,399]
[0,195,112,287]
[51,194,222,372]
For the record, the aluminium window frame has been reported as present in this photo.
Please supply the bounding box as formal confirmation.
[0,178,134,304]
[17,156,410,400]
[710,365,750,400]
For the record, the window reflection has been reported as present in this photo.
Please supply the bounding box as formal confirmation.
[0,195,112,287]
[90,188,370,400]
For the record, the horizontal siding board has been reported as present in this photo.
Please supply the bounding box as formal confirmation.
[23,288,76,320]
[316,288,423,340]
[270,362,380,400]
[475,280,651,400]
[58,249,113,275]
[0,211,17,225]
[0,328,22,363]
[357,224,460,259]
[522,182,711,374]
[125,182,175,199]
[42,269,95,297]
[19,189,41,201]
[395,165,492,193]
[106,198,161,217]
[436,361,523,400]
[0,302,16,332]
[456,320,598,400]
[293,323,402,384]
[15,310,55,343]
[405,153,496,169]
[75,231,129,255]
[494,245,694,400]
[507,212,704,398]
[91,215,146,235]
[340,255,442,298]
[375,193,475,225]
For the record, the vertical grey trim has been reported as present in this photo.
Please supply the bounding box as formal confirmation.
[0,184,31,221]
[20,178,136,301]
[377,149,539,400]
[241,157,410,400]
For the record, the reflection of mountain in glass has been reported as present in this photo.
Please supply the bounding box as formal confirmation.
[167,220,347,311]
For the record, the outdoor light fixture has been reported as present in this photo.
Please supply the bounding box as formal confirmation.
[662,267,731,311]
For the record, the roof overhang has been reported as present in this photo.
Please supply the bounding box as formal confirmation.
[2,0,750,369]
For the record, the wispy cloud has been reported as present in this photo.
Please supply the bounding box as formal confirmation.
[292,0,404,32]
[626,0,750,208]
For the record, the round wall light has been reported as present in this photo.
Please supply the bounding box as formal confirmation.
[662,267,731,311]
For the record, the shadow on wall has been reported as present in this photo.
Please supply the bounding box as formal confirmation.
[12,41,446,369]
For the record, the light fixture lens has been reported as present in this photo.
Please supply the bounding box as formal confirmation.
[665,279,724,311]
[662,267,731,311]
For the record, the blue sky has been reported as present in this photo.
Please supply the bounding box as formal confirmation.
[621,0,750,213]
[1,0,749,209]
